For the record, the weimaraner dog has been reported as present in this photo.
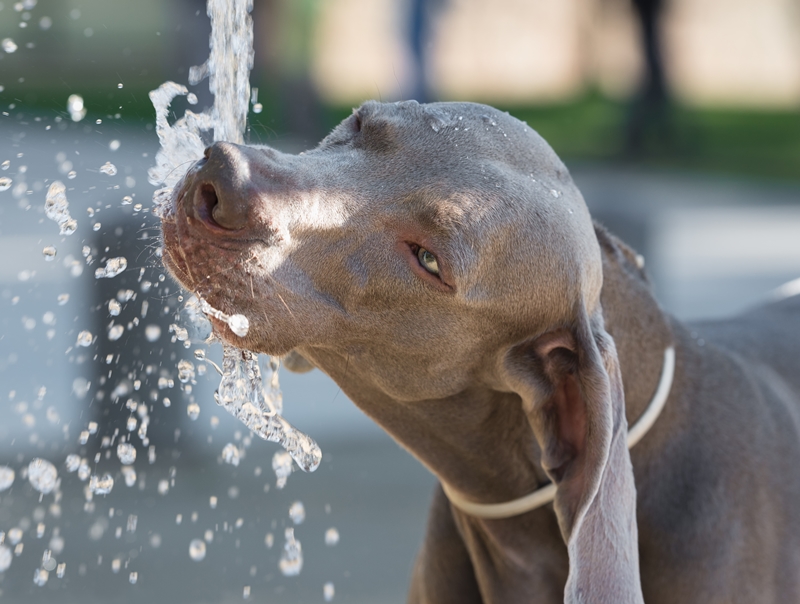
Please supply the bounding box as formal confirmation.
[160,100,800,603]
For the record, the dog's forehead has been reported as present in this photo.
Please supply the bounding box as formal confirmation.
[379,101,557,160]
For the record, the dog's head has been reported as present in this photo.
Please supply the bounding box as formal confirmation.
[161,100,601,399]
[161,100,642,601]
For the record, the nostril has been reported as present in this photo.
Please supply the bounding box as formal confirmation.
[200,184,218,211]
[197,183,221,226]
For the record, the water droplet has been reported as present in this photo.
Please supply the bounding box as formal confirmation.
[0,545,11,572]
[95,257,127,279]
[324,582,335,602]
[7,528,22,545]
[109,139,121,151]
[1,160,9,170]
[99,161,117,176]
[76,330,92,347]
[227,314,249,337]
[122,466,136,487]
[279,528,303,576]
[189,538,206,561]
[272,450,292,489]
[28,458,58,494]
[178,359,195,383]
[0,177,11,191]
[121,195,133,205]
[126,417,137,432]
[41,245,57,261]
[145,325,161,342]
[187,403,200,420]
[65,454,81,472]
[108,299,122,316]
[0,466,15,491]
[89,473,114,495]
[222,443,240,466]
[58,293,70,305]
[129,571,138,584]
[209,496,218,509]
[324,527,339,546]
[33,568,48,586]
[252,103,262,114]
[45,181,78,236]
[108,324,124,341]
[550,189,561,199]
[117,443,136,464]
[2,38,18,53]
[67,94,86,122]
[187,93,198,105]
[289,501,305,525]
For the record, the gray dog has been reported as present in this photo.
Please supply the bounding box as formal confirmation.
[160,100,800,604]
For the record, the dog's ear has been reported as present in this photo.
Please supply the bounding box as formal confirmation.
[504,304,643,604]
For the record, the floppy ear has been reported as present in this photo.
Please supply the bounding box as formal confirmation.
[504,304,643,604]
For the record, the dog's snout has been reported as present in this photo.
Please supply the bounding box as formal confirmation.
[191,142,250,231]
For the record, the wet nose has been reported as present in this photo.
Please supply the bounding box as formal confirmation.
[192,142,251,231]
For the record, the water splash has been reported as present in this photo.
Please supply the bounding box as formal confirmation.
[44,181,77,236]
[215,344,321,473]
[148,0,254,216]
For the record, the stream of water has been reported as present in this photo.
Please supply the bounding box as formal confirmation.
[0,0,332,598]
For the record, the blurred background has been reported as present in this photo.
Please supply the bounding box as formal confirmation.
[0,0,799,602]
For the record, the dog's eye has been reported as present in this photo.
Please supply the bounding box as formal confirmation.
[417,247,440,276]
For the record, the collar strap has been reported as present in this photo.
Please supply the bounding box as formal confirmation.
[442,346,676,520]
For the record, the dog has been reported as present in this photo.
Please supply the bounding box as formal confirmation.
[160,100,800,603]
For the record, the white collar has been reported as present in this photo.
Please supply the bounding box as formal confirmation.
[442,346,676,520]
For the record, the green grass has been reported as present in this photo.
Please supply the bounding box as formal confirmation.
[7,84,799,183]
[503,95,800,182]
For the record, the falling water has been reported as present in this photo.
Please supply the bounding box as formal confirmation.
[148,0,322,475]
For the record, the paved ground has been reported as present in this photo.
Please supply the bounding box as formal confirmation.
[0,118,799,603]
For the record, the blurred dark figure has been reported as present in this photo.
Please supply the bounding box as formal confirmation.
[407,0,447,103]
[625,0,673,155]
[252,0,325,148]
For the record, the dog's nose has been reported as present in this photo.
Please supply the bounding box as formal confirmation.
[192,142,251,231]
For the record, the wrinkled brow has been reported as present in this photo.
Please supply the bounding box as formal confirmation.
[406,188,496,235]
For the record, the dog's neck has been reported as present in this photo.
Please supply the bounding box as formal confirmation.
[309,232,673,509]
[595,227,674,430]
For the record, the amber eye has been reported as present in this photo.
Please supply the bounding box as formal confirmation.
[417,247,440,276]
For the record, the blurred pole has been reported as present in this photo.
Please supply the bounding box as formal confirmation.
[407,0,446,103]
[625,0,672,154]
